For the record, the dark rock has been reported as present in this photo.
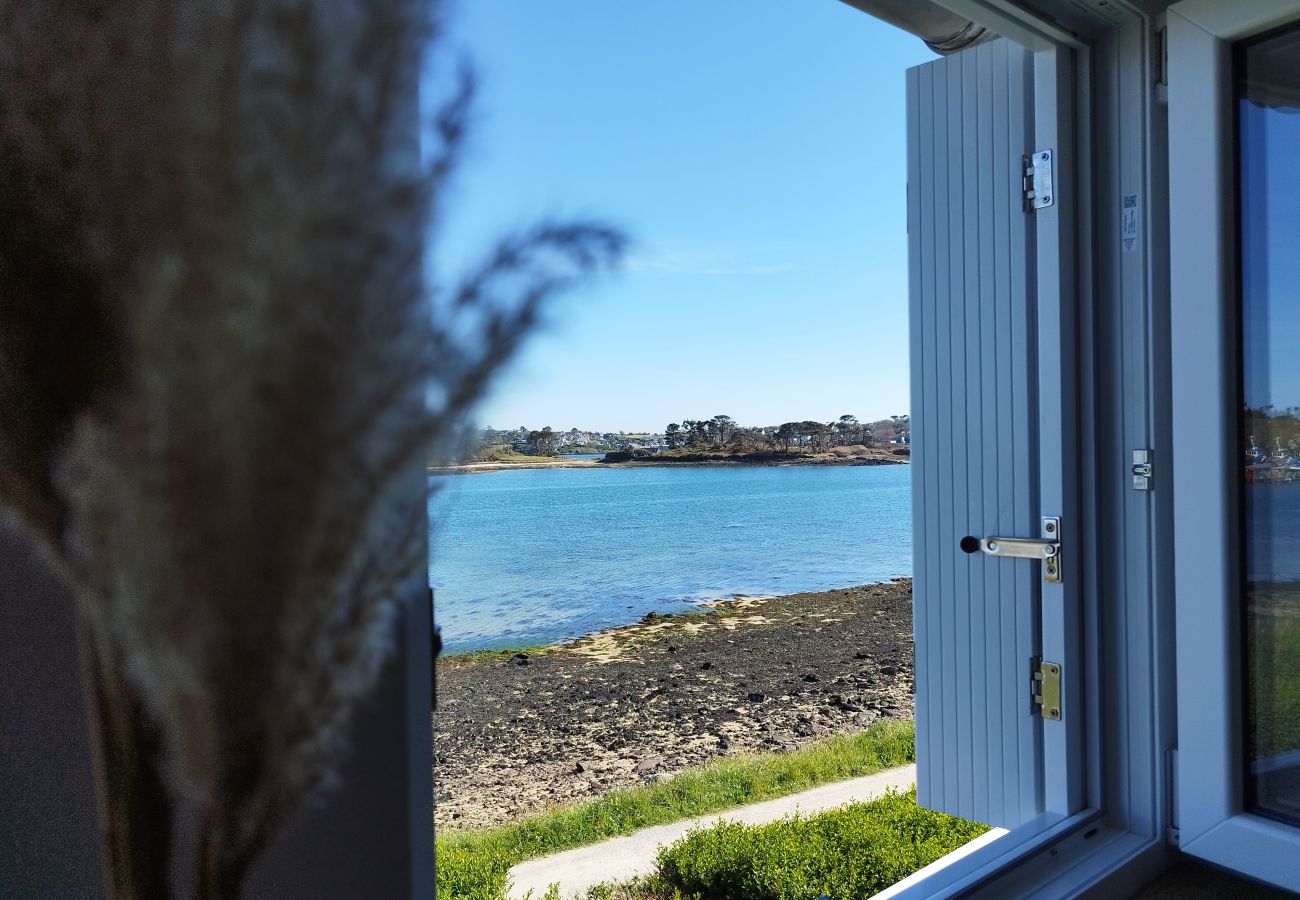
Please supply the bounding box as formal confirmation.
[514,652,530,660]
[668,645,678,652]
[574,762,586,774]
[700,661,714,670]
[747,692,766,702]
[517,658,530,666]
[635,757,662,775]
[802,673,820,682]
[854,651,870,660]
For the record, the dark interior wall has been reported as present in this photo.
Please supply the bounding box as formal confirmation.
[0,520,433,899]
[0,521,106,899]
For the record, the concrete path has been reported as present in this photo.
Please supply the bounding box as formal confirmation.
[506,763,918,900]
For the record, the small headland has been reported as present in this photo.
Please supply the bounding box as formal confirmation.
[429,445,909,475]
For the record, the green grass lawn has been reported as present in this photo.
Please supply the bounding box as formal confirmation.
[1248,591,1300,759]
[650,788,988,900]
[435,720,916,900]
[569,788,986,900]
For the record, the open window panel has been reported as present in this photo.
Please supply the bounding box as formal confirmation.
[892,24,1089,895]
[884,0,1180,895]
[1171,0,1300,892]
[906,34,1082,827]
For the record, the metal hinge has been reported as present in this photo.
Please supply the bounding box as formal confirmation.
[1031,657,1062,720]
[1132,449,1154,491]
[1023,150,1055,212]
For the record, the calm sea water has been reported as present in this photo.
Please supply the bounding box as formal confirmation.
[1248,482,1300,582]
[428,463,912,653]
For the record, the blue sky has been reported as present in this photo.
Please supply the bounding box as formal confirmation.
[1241,98,1300,414]
[432,2,934,433]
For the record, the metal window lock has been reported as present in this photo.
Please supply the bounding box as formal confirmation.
[960,517,1062,582]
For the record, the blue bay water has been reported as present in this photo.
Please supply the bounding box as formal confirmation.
[1248,482,1300,583]
[428,463,912,653]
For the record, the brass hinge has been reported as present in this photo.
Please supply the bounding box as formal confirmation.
[1031,657,1062,720]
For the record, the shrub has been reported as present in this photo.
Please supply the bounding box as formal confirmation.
[434,841,515,900]
[655,789,987,900]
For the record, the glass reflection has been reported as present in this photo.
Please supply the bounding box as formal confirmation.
[1239,21,1300,826]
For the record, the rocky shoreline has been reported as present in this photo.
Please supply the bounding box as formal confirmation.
[434,581,914,829]
[428,448,908,476]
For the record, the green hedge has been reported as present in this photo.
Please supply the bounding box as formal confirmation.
[655,789,987,900]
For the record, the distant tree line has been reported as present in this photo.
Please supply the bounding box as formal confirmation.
[664,414,910,453]
[470,414,911,460]
[473,425,657,458]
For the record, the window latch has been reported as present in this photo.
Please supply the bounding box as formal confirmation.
[1132,449,1154,491]
[960,517,1062,582]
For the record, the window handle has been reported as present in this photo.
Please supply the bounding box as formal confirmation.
[960,517,1061,581]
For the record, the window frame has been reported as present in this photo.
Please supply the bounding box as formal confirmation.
[1169,0,1300,892]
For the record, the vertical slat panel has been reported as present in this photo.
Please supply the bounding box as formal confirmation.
[908,39,1041,828]
[948,44,973,821]
[963,43,988,823]
[993,42,1018,820]
[906,62,931,812]
[941,54,961,801]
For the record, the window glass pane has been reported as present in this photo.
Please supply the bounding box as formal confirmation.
[1239,20,1300,826]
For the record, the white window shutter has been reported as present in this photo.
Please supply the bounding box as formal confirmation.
[907,39,1043,829]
